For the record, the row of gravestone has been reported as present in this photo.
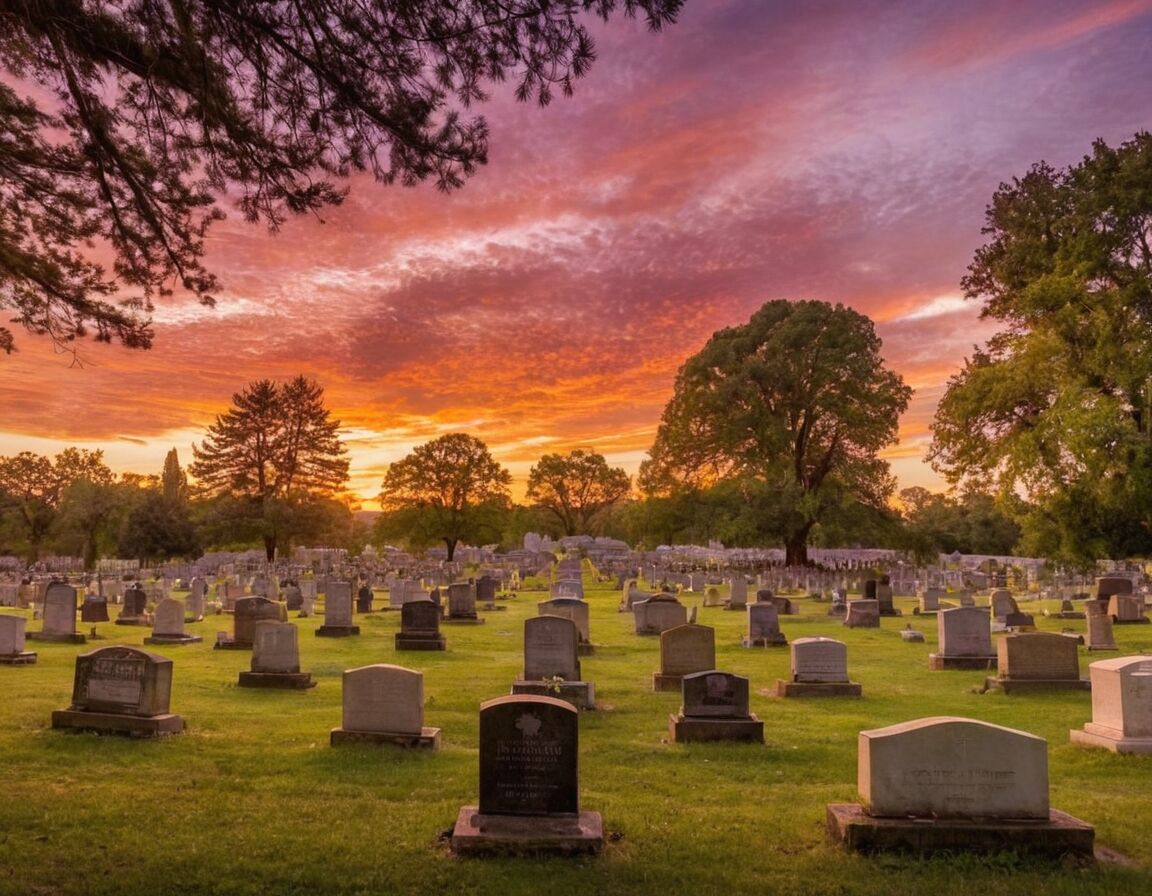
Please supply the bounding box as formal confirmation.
[40,640,1152,859]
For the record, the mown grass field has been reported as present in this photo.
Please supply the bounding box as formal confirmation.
[2,576,1151,896]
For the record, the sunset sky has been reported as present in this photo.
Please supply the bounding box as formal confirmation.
[4,0,1152,509]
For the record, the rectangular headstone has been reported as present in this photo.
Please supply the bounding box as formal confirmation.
[478,695,579,816]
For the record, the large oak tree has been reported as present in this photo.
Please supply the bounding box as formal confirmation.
[639,300,911,565]
[527,448,631,536]
[189,375,349,560]
[0,0,684,354]
[929,132,1152,563]
[377,432,511,561]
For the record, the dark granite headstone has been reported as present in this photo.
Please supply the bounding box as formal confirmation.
[52,645,183,736]
[395,599,446,651]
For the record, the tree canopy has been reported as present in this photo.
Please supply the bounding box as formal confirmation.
[0,0,684,354]
[377,432,511,561]
[929,132,1152,564]
[526,448,631,536]
[640,299,911,564]
[189,375,349,560]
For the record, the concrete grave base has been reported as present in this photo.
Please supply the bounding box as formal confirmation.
[442,617,485,625]
[511,680,595,710]
[0,651,37,665]
[113,616,150,626]
[652,672,684,692]
[774,679,862,698]
[315,625,360,637]
[928,654,997,671]
[449,806,603,857]
[237,670,316,689]
[51,709,184,738]
[394,634,446,651]
[742,635,788,647]
[144,633,203,645]
[826,803,1095,859]
[26,632,86,644]
[1071,724,1152,754]
[668,713,764,743]
[330,726,440,749]
[1112,617,1150,625]
[982,676,1091,694]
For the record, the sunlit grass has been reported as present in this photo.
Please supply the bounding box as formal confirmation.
[0,583,1150,895]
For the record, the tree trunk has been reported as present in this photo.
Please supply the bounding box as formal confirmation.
[263,533,277,562]
[445,537,458,562]
[784,523,813,566]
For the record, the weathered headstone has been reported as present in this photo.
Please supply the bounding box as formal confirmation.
[80,591,109,623]
[985,632,1090,694]
[220,595,286,648]
[356,583,374,613]
[316,582,360,637]
[186,578,207,621]
[1108,592,1148,625]
[0,614,36,664]
[239,621,315,689]
[827,716,1094,857]
[991,589,1034,628]
[1071,655,1152,753]
[929,607,996,670]
[51,646,184,736]
[743,603,787,647]
[776,637,861,697]
[330,663,439,748]
[445,582,483,624]
[537,597,592,654]
[726,576,748,611]
[875,578,900,617]
[28,582,85,644]
[144,597,202,645]
[551,578,584,600]
[843,599,880,629]
[669,670,763,743]
[512,616,592,709]
[395,599,446,651]
[1085,611,1118,651]
[633,595,687,635]
[653,624,715,692]
[117,583,149,625]
[918,587,945,614]
[450,695,602,856]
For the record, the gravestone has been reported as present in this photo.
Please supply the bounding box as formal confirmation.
[1096,576,1132,600]
[117,584,149,625]
[186,578,207,621]
[80,591,109,623]
[633,595,687,635]
[356,584,374,613]
[827,716,1094,857]
[726,577,748,611]
[669,670,763,743]
[1085,610,1118,651]
[476,575,501,608]
[776,637,861,697]
[621,585,652,612]
[875,579,900,617]
[445,582,484,624]
[958,590,976,608]
[1108,592,1148,624]
[298,579,317,616]
[395,599,446,651]
[929,607,996,670]
[1071,655,1152,753]
[51,646,184,737]
[743,603,787,647]
[144,597,202,645]
[0,614,37,664]
[538,598,592,654]
[330,663,439,748]
[28,582,85,644]
[450,694,602,856]
[985,632,1090,694]
[316,582,360,637]
[991,589,1034,628]
[843,599,880,629]
[551,578,584,600]
[828,588,848,617]
[282,582,303,612]
[653,624,715,692]
[220,595,286,648]
[239,621,315,689]
[918,587,945,614]
[512,616,592,709]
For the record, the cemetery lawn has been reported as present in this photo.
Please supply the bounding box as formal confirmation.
[2,584,1151,896]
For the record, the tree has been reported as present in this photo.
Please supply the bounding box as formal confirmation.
[0,447,112,562]
[189,375,349,560]
[377,433,511,561]
[526,449,631,536]
[896,486,1021,560]
[929,132,1152,562]
[0,0,684,354]
[161,448,190,504]
[117,490,202,564]
[639,300,912,565]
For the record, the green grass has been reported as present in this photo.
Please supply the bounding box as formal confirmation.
[1,586,1151,895]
